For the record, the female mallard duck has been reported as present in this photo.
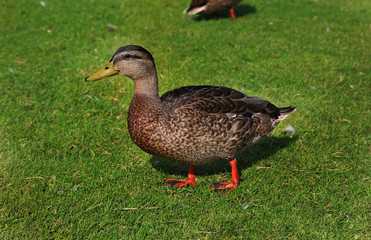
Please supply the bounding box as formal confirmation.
[85,45,295,190]
[184,0,242,19]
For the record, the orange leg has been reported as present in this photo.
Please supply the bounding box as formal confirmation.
[229,8,236,20]
[211,158,241,190]
[164,165,197,187]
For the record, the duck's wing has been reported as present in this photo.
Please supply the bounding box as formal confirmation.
[184,0,208,14]
[161,86,285,118]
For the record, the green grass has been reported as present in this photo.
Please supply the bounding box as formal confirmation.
[1,0,370,238]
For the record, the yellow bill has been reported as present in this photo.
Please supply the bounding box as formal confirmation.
[85,61,118,82]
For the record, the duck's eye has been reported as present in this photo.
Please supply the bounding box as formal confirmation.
[124,54,131,59]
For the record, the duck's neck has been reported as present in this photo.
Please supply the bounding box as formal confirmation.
[129,72,162,120]
[133,70,160,101]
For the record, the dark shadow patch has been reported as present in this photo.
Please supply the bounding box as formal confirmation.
[191,4,257,21]
[150,135,297,177]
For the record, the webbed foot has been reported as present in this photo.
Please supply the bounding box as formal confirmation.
[164,178,196,187]
[164,165,196,188]
[210,158,241,191]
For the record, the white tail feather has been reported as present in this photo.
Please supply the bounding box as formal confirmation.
[278,108,296,122]
[183,6,207,15]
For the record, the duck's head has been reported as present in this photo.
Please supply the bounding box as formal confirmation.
[85,45,156,82]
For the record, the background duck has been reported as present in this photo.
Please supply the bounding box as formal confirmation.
[184,0,242,19]
[85,45,295,190]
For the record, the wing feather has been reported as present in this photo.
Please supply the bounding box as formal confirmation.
[161,86,281,118]
[187,0,209,10]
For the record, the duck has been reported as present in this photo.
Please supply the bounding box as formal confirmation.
[85,45,295,190]
[184,0,242,19]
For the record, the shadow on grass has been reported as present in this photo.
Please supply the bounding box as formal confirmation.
[190,4,257,21]
[150,135,297,177]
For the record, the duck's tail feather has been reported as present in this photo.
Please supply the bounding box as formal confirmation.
[183,6,207,15]
[277,107,296,121]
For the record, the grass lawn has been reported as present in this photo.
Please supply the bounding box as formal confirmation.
[1,0,370,238]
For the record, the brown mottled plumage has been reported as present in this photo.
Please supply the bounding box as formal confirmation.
[184,0,242,19]
[85,45,295,190]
